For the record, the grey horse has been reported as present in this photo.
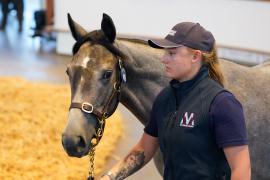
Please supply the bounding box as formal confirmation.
[61,14,270,179]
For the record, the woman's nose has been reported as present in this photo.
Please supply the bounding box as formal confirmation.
[161,55,169,64]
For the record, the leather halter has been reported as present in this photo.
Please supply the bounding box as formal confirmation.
[68,33,126,179]
[69,58,124,146]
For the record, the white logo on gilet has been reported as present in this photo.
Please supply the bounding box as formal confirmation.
[180,112,195,128]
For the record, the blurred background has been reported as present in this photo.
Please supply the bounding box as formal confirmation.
[0,0,269,179]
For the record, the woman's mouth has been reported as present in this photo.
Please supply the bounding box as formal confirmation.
[165,66,170,71]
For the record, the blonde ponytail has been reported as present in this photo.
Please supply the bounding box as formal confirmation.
[201,46,224,87]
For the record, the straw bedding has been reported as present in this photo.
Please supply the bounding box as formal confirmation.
[0,77,124,179]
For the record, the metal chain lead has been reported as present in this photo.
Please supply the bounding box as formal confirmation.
[87,114,107,180]
[88,146,96,180]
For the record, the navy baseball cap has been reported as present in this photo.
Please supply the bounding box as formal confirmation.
[148,22,215,52]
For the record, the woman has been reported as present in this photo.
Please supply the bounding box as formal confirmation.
[100,22,251,180]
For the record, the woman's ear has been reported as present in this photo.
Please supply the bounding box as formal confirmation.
[101,13,116,43]
[192,50,203,63]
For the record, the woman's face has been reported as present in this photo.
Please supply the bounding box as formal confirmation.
[161,46,195,81]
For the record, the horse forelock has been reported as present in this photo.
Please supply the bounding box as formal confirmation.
[72,30,125,60]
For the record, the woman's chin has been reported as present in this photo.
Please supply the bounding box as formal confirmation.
[164,71,173,79]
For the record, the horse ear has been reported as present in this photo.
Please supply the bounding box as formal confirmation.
[101,13,116,43]
[67,13,87,41]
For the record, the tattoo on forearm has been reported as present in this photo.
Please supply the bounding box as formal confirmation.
[113,150,145,180]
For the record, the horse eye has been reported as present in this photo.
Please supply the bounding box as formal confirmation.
[65,69,69,75]
[102,70,112,79]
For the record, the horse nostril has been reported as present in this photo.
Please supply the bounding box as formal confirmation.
[62,134,88,157]
[78,136,86,149]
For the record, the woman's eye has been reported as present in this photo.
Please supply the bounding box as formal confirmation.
[102,70,112,79]
[165,51,175,56]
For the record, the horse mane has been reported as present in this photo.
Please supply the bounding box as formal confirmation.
[116,37,149,46]
[115,36,164,66]
[113,36,167,83]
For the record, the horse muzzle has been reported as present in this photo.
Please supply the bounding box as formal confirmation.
[62,133,91,157]
[62,108,98,157]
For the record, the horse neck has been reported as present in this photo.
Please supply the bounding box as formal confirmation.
[115,39,169,125]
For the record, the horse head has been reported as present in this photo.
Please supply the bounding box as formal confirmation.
[62,13,126,157]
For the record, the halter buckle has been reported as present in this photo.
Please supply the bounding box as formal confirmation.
[114,82,121,92]
[82,102,94,114]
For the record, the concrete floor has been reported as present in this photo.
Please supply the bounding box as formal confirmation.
[0,3,162,180]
